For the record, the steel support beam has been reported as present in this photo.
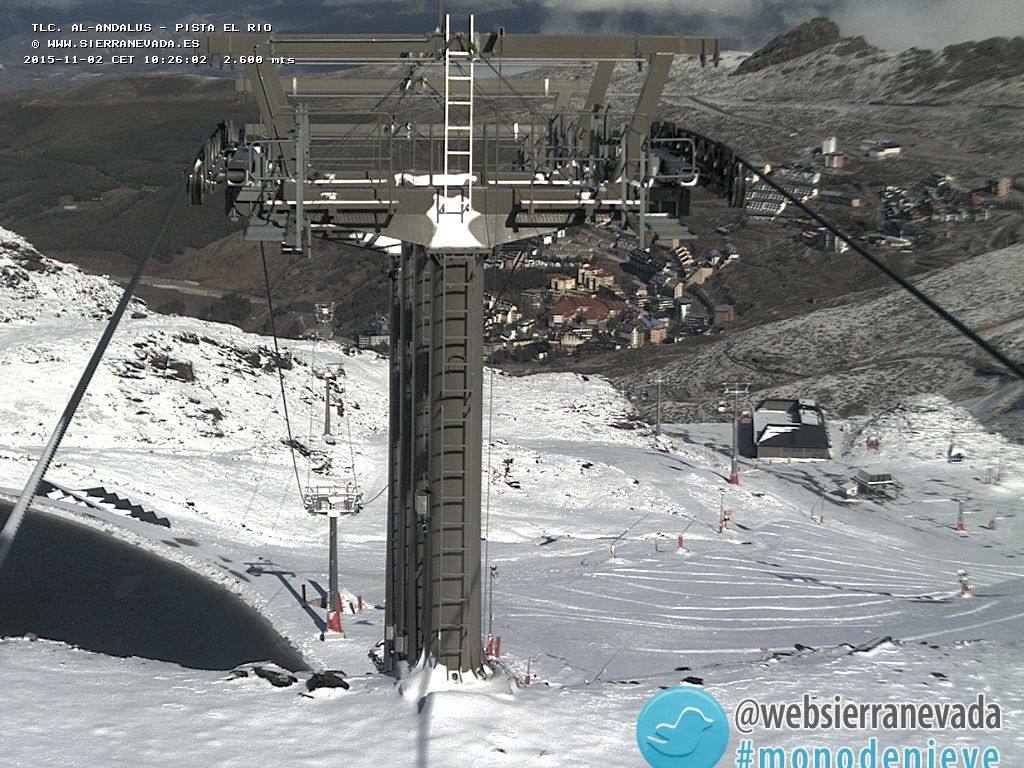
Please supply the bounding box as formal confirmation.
[409,247,433,662]
[426,248,484,678]
[584,61,615,110]
[236,76,588,100]
[580,60,615,150]
[384,254,402,672]
[386,242,430,669]
[245,54,295,171]
[204,33,719,61]
[328,514,339,611]
[626,53,674,164]
[385,244,485,678]
[479,33,717,60]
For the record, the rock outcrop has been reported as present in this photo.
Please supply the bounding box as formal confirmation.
[734,17,841,76]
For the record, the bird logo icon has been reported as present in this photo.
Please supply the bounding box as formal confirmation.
[636,687,730,768]
[646,706,715,757]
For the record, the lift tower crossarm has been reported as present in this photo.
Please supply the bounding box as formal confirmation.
[203,33,719,61]
[626,53,674,165]
[237,77,589,100]
[580,60,615,150]
[246,57,290,137]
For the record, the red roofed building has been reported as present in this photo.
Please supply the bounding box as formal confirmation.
[549,296,626,327]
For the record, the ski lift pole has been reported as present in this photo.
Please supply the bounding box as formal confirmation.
[324,375,332,437]
[329,507,339,614]
[487,563,497,644]
[306,484,361,632]
[655,378,663,435]
[722,382,748,485]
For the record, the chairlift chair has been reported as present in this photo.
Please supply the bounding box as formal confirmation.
[305,482,363,516]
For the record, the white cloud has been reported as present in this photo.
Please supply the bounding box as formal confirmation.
[530,0,1022,50]
[832,0,1024,50]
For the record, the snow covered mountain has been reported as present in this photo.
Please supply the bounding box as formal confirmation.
[1,227,1022,765]
[657,32,1024,108]
[602,25,1024,171]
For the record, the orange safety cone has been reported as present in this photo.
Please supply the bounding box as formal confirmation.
[327,611,344,634]
[357,595,364,612]
[677,534,685,552]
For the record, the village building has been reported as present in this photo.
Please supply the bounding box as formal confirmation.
[616,322,645,349]
[861,139,902,159]
[519,288,548,309]
[818,190,862,207]
[753,399,831,460]
[640,316,670,345]
[576,264,616,292]
[548,296,626,328]
[549,274,577,292]
[685,266,714,287]
[824,152,845,169]
[681,305,711,335]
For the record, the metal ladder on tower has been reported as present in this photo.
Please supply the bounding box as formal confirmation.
[441,13,475,218]
[433,257,472,672]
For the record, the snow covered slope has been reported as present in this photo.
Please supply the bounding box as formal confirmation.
[1,227,1022,765]
[623,243,1024,436]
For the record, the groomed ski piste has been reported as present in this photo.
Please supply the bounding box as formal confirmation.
[1,226,1022,765]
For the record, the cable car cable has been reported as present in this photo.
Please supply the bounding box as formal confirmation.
[260,242,306,504]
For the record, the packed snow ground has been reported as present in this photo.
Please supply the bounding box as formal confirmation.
[1,227,1022,765]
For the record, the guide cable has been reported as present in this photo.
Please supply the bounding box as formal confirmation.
[260,242,306,504]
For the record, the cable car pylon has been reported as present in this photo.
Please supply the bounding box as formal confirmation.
[187,17,722,680]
